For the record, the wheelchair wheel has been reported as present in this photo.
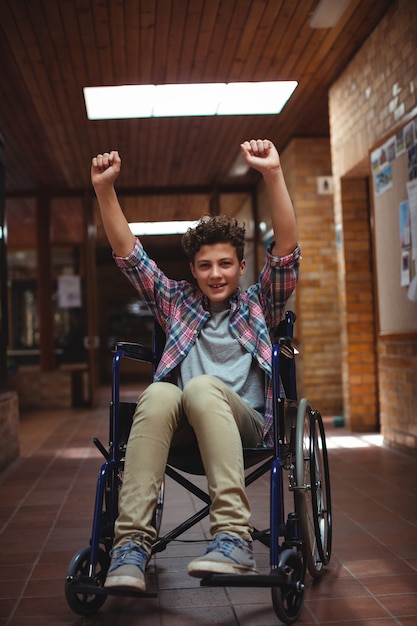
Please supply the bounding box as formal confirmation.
[295,398,329,578]
[271,549,304,624]
[310,408,332,566]
[65,546,109,616]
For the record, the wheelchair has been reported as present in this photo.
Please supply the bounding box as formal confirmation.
[65,311,332,624]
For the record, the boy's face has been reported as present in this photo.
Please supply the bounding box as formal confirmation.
[190,242,246,304]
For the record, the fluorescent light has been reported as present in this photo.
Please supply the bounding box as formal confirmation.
[218,82,297,115]
[129,221,198,236]
[228,152,250,177]
[309,0,351,28]
[83,81,298,119]
[153,83,226,117]
[263,227,274,242]
[84,85,155,119]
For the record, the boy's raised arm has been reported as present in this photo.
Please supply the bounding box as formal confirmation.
[240,139,298,257]
[91,150,136,258]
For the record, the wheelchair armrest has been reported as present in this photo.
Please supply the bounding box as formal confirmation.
[112,341,155,363]
[272,311,298,358]
[273,336,299,359]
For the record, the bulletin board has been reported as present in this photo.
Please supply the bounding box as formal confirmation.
[370,116,417,335]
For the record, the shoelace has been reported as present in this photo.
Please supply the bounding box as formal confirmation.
[208,535,245,561]
[110,536,148,571]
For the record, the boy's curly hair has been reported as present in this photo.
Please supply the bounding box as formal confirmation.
[181,215,246,263]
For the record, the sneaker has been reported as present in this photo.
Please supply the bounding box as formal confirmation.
[187,534,258,578]
[104,535,148,591]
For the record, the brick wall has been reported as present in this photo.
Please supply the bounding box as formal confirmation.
[9,367,72,410]
[339,177,378,430]
[257,138,343,416]
[284,139,342,415]
[329,0,417,448]
[379,337,417,450]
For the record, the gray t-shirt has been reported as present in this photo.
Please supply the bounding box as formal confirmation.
[174,302,265,415]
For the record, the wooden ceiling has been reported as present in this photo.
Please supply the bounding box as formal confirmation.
[1,0,394,247]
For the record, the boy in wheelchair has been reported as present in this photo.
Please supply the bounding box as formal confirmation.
[91,139,300,592]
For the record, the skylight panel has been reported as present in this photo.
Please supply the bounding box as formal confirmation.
[217,82,298,115]
[83,81,298,119]
[128,221,198,235]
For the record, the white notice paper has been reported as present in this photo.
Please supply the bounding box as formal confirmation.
[406,178,417,261]
[57,275,82,308]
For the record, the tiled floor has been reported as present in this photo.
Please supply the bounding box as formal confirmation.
[1,387,417,625]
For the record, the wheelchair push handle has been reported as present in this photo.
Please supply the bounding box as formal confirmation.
[112,341,155,363]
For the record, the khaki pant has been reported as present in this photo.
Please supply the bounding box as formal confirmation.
[114,375,264,553]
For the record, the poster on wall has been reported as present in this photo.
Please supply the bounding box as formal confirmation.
[57,275,82,308]
[404,121,415,150]
[396,127,406,156]
[406,179,417,301]
[408,144,417,180]
[399,197,411,292]
[374,165,393,195]
[406,179,417,261]
[401,250,410,287]
[399,199,412,289]
[371,143,394,195]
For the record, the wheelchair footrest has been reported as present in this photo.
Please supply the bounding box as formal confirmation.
[200,572,286,588]
[66,575,157,598]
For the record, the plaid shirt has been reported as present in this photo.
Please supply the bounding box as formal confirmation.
[115,238,301,445]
